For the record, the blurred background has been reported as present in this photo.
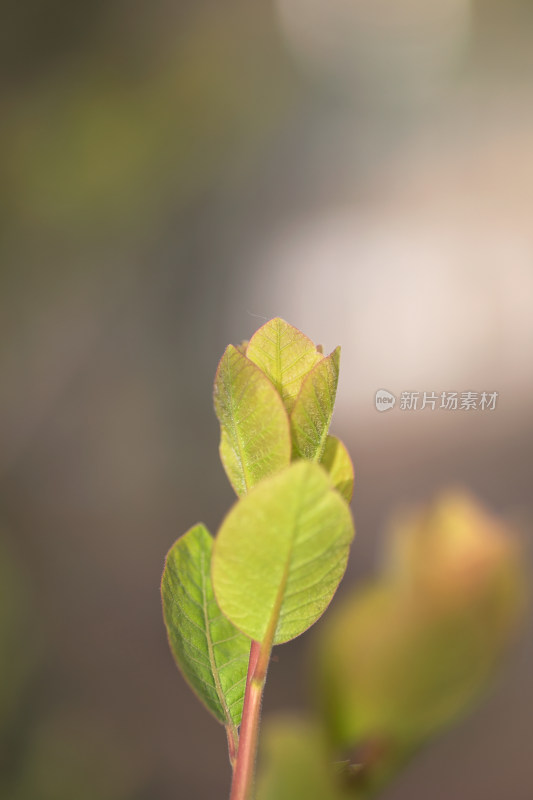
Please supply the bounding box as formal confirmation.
[1,0,532,797]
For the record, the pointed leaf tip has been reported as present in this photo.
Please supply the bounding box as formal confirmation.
[246,318,323,413]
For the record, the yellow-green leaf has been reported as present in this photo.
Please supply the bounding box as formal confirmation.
[291,347,340,461]
[213,344,291,496]
[161,524,250,727]
[320,435,354,502]
[212,461,354,646]
[245,318,323,413]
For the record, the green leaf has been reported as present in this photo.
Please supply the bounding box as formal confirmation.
[320,435,354,502]
[245,318,323,413]
[212,461,354,646]
[213,344,291,497]
[161,524,250,727]
[290,347,340,461]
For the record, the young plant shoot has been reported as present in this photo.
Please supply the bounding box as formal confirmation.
[161,318,355,800]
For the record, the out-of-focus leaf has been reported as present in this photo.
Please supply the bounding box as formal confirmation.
[317,493,525,754]
[246,318,323,413]
[213,344,291,496]
[387,492,524,616]
[290,347,340,461]
[212,461,354,645]
[256,717,345,800]
[161,524,250,727]
[319,584,493,748]
[320,435,354,502]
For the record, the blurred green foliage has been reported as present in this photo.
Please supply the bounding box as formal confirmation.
[257,493,526,799]
[1,2,296,238]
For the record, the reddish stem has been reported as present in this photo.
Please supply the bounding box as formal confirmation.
[229,640,270,800]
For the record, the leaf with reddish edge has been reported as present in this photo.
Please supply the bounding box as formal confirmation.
[290,347,340,462]
[214,344,291,497]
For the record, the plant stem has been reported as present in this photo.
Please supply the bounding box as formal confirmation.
[229,639,271,800]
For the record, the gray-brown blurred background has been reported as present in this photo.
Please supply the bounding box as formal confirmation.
[1,1,532,798]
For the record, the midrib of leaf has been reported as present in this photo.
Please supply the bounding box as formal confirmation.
[309,380,330,461]
[264,560,290,656]
[291,348,339,461]
[200,549,236,731]
[213,461,354,646]
[298,398,327,461]
[261,502,300,652]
